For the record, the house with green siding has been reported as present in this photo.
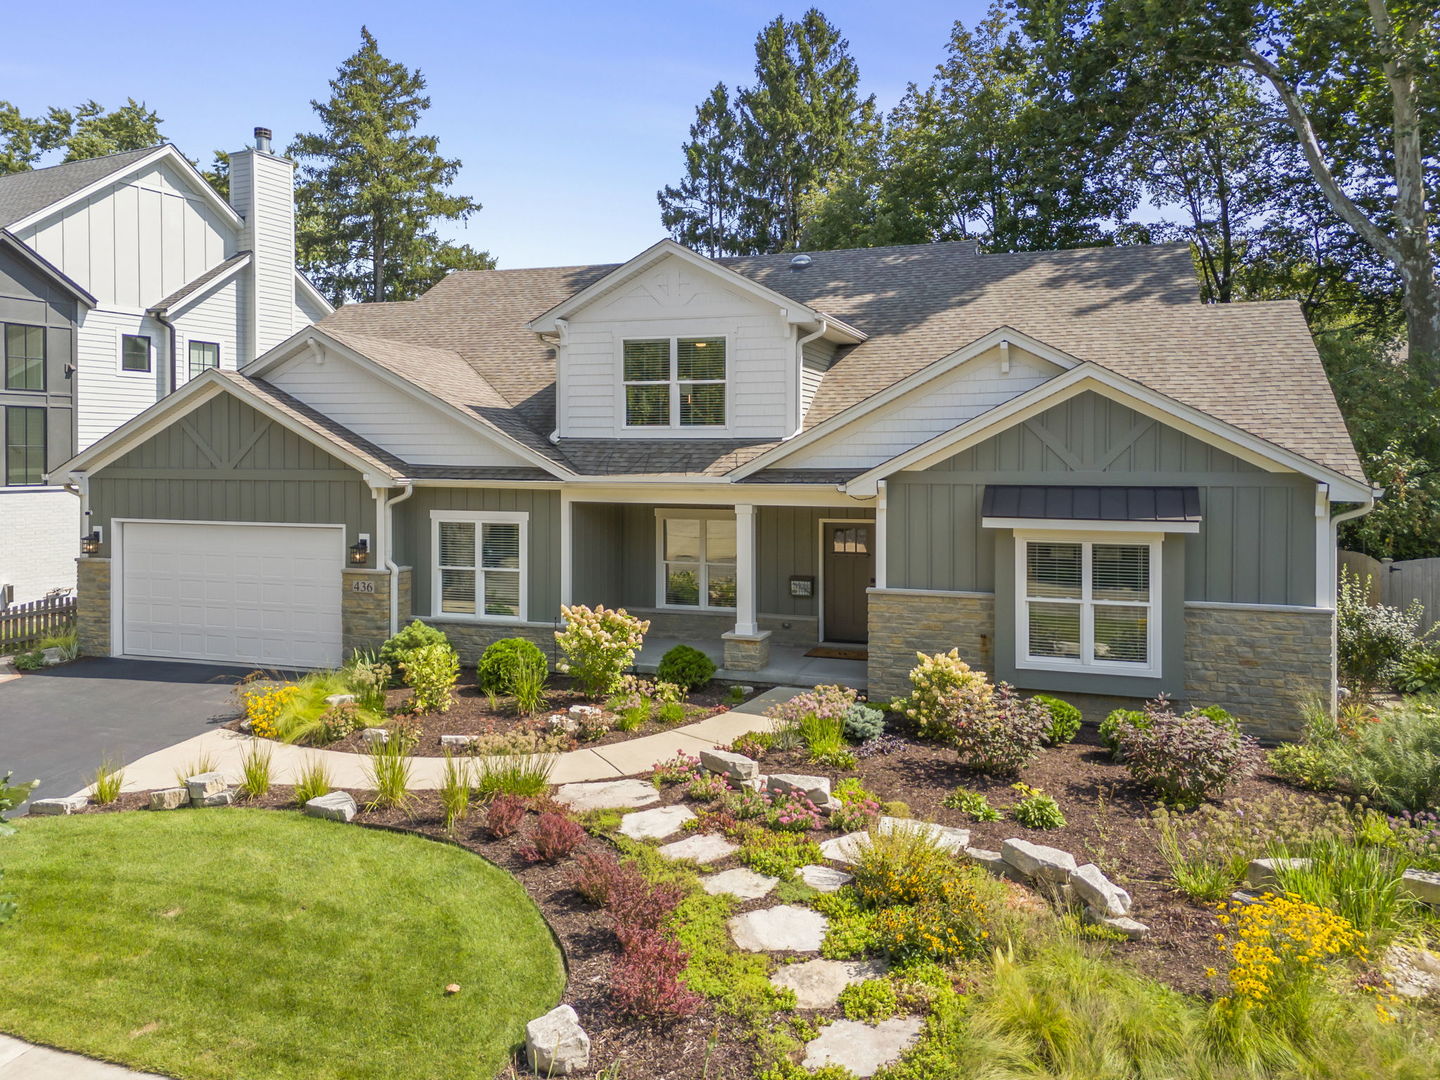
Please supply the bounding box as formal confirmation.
[54,238,1375,738]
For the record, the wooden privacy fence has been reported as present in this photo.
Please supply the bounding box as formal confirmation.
[0,593,76,653]
[1339,550,1440,630]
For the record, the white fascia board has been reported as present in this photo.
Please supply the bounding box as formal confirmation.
[844,364,1372,501]
[294,270,334,315]
[7,145,242,234]
[252,327,575,480]
[161,253,252,318]
[526,238,866,342]
[732,326,1079,478]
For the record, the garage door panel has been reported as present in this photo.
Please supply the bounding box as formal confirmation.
[121,522,343,668]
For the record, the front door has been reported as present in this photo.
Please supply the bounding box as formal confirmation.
[822,522,875,643]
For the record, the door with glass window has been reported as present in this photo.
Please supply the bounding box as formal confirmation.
[823,522,874,643]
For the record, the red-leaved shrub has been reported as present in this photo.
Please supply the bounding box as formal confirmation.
[485,793,527,839]
[607,929,701,1018]
[518,811,586,863]
[1116,704,1261,807]
[607,873,686,950]
[570,849,634,906]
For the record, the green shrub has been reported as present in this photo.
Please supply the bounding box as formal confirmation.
[656,700,686,725]
[1036,694,1082,744]
[474,753,555,797]
[843,702,886,742]
[893,649,990,742]
[941,787,1002,821]
[378,619,449,676]
[400,642,460,713]
[555,604,650,696]
[1010,784,1066,830]
[656,644,716,690]
[1114,697,1259,807]
[1099,708,1146,755]
[343,651,390,711]
[34,631,78,661]
[946,684,1051,776]
[837,978,899,1021]
[1392,646,1440,694]
[12,650,43,671]
[476,638,548,695]
[1337,567,1431,695]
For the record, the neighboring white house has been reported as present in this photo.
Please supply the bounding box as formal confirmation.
[0,128,330,604]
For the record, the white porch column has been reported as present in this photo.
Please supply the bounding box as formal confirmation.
[734,502,758,636]
[559,488,573,609]
[875,480,888,591]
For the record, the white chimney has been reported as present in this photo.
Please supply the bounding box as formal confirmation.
[229,126,296,361]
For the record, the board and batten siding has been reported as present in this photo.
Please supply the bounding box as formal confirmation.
[395,487,561,623]
[558,253,795,439]
[265,346,534,467]
[885,391,1319,607]
[86,391,374,560]
[785,344,1061,469]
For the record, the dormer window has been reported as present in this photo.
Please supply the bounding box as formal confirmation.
[623,336,726,428]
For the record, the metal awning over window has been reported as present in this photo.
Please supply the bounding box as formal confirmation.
[981,485,1202,533]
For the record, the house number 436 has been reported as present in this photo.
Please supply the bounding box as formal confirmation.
[351,579,376,593]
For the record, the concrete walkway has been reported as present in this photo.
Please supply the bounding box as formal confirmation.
[0,1034,167,1079]
[82,686,799,796]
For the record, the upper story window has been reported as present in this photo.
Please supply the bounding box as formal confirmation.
[623,336,726,428]
[4,406,45,486]
[121,334,152,374]
[188,341,220,379]
[4,324,45,391]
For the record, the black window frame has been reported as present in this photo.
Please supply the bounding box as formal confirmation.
[188,340,220,379]
[4,405,46,487]
[121,333,152,373]
[4,323,46,392]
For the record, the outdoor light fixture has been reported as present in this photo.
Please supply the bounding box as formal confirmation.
[80,529,102,555]
[349,536,370,566]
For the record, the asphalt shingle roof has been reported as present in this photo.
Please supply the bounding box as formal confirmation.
[317,241,1365,483]
[0,147,159,228]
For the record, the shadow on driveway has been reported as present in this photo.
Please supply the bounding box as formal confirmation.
[0,658,266,811]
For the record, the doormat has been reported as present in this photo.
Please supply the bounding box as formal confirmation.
[805,646,868,661]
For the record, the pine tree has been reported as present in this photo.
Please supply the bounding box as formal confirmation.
[0,98,164,175]
[289,27,493,304]
[657,84,740,257]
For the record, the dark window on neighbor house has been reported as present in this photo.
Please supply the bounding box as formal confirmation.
[4,406,45,486]
[121,334,151,373]
[188,340,220,379]
[4,324,46,391]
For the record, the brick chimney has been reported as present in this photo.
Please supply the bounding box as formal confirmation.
[228,127,297,361]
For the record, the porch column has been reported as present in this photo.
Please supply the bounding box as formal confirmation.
[559,489,573,608]
[723,503,771,671]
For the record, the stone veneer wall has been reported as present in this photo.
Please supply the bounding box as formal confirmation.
[341,569,392,657]
[1184,603,1334,741]
[867,589,996,702]
[425,620,559,666]
[76,557,110,656]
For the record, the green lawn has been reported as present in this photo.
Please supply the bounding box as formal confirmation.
[0,810,565,1080]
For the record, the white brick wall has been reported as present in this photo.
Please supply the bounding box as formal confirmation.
[0,488,78,603]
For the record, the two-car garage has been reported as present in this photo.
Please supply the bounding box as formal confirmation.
[115,521,345,669]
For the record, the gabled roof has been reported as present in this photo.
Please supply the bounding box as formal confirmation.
[149,251,251,316]
[0,229,96,307]
[0,147,159,227]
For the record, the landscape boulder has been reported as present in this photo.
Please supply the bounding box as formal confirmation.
[700,747,760,781]
[148,788,190,811]
[185,772,228,800]
[1245,857,1310,891]
[1401,869,1440,906]
[525,1004,590,1076]
[1083,910,1150,940]
[198,790,234,807]
[305,791,357,822]
[1070,863,1132,917]
[766,773,831,804]
[29,794,87,816]
[1000,839,1077,882]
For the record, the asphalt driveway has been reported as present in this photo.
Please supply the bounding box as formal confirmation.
[0,658,257,810]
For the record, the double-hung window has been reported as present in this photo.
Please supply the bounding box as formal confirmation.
[121,334,151,373]
[658,510,736,610]
[188,340,220,379]
[1016,534,1159,675]
[4,324,45,391]
[4,406,46,486]
[431,510,526,621]
[623,336,726,428]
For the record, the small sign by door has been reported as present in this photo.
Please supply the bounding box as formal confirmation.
[351,579,376,594]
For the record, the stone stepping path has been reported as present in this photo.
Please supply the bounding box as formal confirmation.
[657,833,737,864]
[727,904,828,953]
[554,779,659,811]
[820,818,970,865]
[798,864,852,892]
[701,867,777,899]
[618,804,694,841]
[802,1017,924,1077]
[770,958,886,1009]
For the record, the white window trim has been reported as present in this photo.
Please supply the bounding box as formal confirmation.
[429,509,528,623]
[1013,528,1162,679]
[654,507,737,613]
[187,339,221,380]
[621,335,730,433]
[117,331,153,377]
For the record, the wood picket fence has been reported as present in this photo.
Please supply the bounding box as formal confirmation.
[0,593,76,653]
[1339,550,1440,630]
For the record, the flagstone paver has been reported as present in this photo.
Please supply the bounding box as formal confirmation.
[554,779,659,812]
[798,864,853,892]
[801,1017,924,1077]
[657,833,737,864]
[618,804,695,841]
[820,817,971,865]
[770,958,886,1009]
[700,867,777,899]
[727,905,828,953]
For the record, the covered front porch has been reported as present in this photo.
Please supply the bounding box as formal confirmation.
[634,632,868,690]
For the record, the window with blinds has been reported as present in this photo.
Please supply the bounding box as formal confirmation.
[660,514,736,609]
[622,336,726,428]
[1019,537,1156,672]
[432,512,526,620]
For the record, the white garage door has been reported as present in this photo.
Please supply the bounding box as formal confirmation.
[120,521,344,668]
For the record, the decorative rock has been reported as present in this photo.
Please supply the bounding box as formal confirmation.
[305,791,357,822]
[965,847,1026,883]
[657,833,737,864]
[29,794,87,816]
[700,747,760,781]
[439,734,478,749]
[802,1017,924,1077]
[618,804,696,841]
[1383,943,1440,999]
[554,779,660,812]
[766,773,831,804]
[879,817,968,853]
[568,704,603,720]
[1245,857,1310,891]
[41,647,65,665]
[819,830,871,865]
[727,905,828,953]
[798,864,853,892]
[1400,868,1440,905]
[770,958,886,1009]
[701,867,778,900]
[324,693,357,707]
[360,727,390,747]
[1229,889,1264,906]
[148,787,190,810]
[198,790,234,807]
[525,1004,590,1076]
[1084,909,1150,940]
[185,772,227,800]
[1001,838,1077,882]
[1071,863,1132,917]
[238,719,254,733]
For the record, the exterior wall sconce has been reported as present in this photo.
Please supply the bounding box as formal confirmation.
[81,528,103,555]
[349,535,370,566]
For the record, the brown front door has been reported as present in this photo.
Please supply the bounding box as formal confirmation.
[823,522,875,643]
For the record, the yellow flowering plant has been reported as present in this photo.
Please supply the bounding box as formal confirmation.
[242,684,299,740]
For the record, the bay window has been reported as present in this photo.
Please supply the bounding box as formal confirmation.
[430,510,527,621]
[623,336,726,428]
[657,510,736,610]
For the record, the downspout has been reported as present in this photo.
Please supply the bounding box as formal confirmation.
[792,320,827,438]
[1326,489,1379,706]
[382,481,415,636]
[548,317,569,443]
[148,306,178,397]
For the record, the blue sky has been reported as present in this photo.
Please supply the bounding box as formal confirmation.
[2,1,991,267]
